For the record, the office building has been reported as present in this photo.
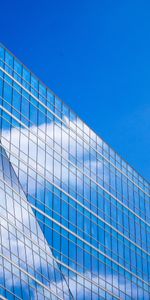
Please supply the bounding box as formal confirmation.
[0,44,149,299]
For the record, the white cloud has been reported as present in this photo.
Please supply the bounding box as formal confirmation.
[1,119,103,197]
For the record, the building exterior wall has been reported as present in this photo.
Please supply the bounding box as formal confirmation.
[0,44,149,299]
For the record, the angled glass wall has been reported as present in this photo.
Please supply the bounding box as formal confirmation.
[0,145,73,300]
[0,44,150,299]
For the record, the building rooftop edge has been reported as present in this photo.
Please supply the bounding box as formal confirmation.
[0,41,149,187]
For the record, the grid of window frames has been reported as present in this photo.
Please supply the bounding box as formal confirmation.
[0,146,73,300]
[0,44,150,299]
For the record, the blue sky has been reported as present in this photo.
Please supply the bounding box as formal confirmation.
[0,0,150,181]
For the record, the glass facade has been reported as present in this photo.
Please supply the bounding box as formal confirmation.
[0,43,149,300]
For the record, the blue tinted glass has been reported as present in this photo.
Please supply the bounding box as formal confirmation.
[0,44,149,300]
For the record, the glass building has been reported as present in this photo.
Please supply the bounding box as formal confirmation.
[0,43,149,300]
